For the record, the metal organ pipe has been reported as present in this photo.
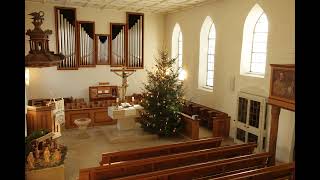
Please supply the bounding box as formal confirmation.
[60,14,65,67]
[57,10,76,68]
[64,18,68,67]
[80,26,83,65]
[122,27,125,65]
[57,10,62,68]
[139,16,142,67]
[137,19,140,67]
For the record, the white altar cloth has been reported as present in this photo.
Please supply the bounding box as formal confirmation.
[108,105,143,130]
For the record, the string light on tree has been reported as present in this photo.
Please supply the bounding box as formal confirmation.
[140,49,184,136]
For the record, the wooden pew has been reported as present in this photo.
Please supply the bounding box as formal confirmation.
[79,143,258,180]
[182,101,230,137]
[111,152,271,180]
[212,116,231,137]
[99,137,223,165]
[180,112,199,140]
[209,162,295,180]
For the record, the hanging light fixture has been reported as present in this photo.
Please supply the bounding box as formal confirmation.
[25,11,64,67]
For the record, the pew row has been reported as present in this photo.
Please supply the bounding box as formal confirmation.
[80,143,257,180]
[182,101,230,137]
[180,112,199,140]
[99,137,223,165]
[209,162,295,180]
[111,152,271,180]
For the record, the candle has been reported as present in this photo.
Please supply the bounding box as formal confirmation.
[116,98,119,103]
[132,96,135,102]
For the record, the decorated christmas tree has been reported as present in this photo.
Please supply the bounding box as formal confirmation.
[140,49,184,136]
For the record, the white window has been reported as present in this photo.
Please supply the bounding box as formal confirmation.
[172,23,185,81]
[250,13,268,74]
[198,16,216,91]
[178,31,183,71]
[206,24,216,87]
[240,4,269,77]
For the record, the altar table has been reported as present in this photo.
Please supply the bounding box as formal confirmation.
[108,104,143,130]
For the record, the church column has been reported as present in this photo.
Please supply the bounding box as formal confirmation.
[268,105,281,166]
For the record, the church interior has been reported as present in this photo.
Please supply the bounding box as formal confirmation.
[25,0,295,179]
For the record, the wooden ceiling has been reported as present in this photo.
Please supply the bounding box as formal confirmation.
[26,0,214,14]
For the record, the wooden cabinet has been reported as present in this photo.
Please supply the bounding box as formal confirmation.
[89,85,118,102]
[65,107,116,129]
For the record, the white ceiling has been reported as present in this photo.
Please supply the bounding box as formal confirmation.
[26,0,214,14]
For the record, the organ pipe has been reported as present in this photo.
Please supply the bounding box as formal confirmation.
[78,23,94,66]
[127,15,143,68]
[56,10,76,68]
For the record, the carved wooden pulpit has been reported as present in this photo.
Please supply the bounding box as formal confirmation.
[268,64,295,165]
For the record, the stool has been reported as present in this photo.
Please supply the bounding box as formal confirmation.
[74,118,91,138]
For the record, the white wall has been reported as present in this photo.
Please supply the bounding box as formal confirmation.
[25,2,165,101]
[165,0,295,162]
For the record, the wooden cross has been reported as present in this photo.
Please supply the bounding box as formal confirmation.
[111,66,136,102]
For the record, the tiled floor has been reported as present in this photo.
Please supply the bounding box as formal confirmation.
[57,124,235,180]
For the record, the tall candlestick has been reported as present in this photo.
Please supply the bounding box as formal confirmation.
[132,96,134,102]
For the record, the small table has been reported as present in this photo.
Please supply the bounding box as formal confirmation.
[108,104,143,131]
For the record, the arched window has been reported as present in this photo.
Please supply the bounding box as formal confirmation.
[207,24,216,87]
[198,16,216,90]
[240,4,269,77]
[172,23,185,80]
[178,31,183,70]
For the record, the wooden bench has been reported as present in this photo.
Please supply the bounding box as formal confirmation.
[79,143,258,180]
[209,162,295,180]
[180,112,199,140]
[99,137,223,165]
[84,143,257,180]
[111,152,271,180]
[212,116,231,137]
[182,101,230,137]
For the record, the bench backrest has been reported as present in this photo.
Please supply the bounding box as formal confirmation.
[112,152,271,180]
[100,137,223,165]
[80,143,257,180]
[209,162,295,180]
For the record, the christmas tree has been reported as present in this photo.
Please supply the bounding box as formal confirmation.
[140,49,184,136]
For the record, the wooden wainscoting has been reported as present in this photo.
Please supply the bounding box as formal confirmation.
[65,107,116,129]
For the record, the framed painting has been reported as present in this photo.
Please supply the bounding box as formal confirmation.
[269,64,295,104]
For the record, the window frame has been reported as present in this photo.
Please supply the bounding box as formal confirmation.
[206,23,216,87]
[248,12,268,75]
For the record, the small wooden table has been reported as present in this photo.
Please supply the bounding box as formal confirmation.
[108,104,143,130]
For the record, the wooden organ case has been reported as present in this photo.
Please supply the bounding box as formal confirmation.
[126,12,144,69]
[110,23,126,67]
[95,34,110,65]
[55,7,78,70]
[77,21,95,67]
